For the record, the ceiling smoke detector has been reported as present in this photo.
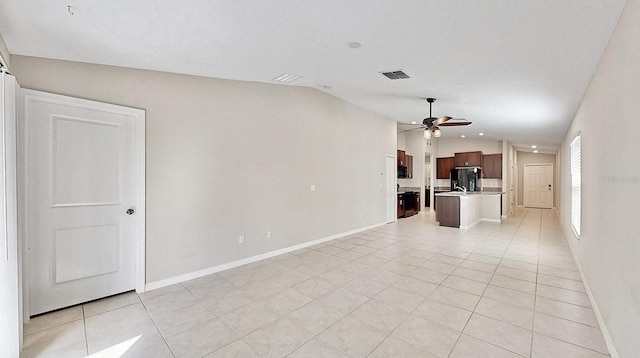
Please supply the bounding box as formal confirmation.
[381,70,410,80]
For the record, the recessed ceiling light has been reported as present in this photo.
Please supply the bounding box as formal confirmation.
[533,150,539,153]
[461,135,466,138]
[478,133,484,136]
[411,121,417,124]
[531,145,537,148]
[348,42,361,49]
[272,73,302,83]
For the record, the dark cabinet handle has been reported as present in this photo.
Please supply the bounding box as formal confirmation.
[126,208,135,215]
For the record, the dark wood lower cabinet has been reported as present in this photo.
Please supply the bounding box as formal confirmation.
[398,192,420,218]
[436,196,460,228]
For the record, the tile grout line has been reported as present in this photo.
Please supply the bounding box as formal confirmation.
[529,209,542,357]
[138,289,178,358]
[82,304,89,356]
[446,207,528,358]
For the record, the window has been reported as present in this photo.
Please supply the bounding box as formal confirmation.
[570,134,581,237]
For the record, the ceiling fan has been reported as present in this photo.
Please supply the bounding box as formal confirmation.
[401,98,472,139]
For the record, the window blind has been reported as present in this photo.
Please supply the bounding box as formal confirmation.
[570,135,581,237]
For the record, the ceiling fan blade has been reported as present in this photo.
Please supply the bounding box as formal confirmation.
[430,116,452,127]
[398,126,428,133]
[399,121,427,126]
[439,121,473,127]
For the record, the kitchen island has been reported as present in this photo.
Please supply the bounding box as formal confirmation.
[435,191,503,229]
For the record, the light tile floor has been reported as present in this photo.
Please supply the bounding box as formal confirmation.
[21,208,611,357]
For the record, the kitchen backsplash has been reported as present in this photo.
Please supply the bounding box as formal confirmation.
[398,178,422,187]
[433,178,502,189]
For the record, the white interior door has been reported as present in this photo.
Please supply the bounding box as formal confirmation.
[385,155,396,223]
[523,163,553,209]
[25,90,145,315]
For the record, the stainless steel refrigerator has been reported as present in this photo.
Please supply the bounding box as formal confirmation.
[450,167,482,192]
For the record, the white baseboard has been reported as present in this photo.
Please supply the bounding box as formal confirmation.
[459,218,501,230]
[145,221,387,292]
[563,227,619,357]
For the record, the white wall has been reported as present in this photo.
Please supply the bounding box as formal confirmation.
[11,56,397,284]
[558,0,640,356]
[436,138,502,157]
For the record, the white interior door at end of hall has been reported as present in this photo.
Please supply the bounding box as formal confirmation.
[26,91,138,315]
[385,156,396,223]
[524,164,553,209]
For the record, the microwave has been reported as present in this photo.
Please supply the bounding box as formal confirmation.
[398,165,407,178]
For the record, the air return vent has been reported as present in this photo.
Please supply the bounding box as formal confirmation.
[381,70,410,80]
[272,73,302,83]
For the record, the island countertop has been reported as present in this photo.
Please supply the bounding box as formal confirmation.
[435,191,505,196]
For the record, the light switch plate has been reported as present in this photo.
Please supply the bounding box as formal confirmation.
[310,184,316,192]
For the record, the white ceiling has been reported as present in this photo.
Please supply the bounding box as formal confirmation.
[0,0,627,152]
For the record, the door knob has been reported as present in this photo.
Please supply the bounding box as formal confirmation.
[126,208,135,215]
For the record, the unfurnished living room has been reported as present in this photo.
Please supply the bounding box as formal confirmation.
[1,1,639,357]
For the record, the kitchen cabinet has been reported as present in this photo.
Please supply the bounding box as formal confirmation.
[482,154,503,178]
[432,189,449,211]
[436,157,455,179]
[397,193,405,218]
[398,191,420,218]
[454,151,482,167]
[414,193,420,213]
[397,150,406,166]
[406,155,413,179]
[436,196,460,228]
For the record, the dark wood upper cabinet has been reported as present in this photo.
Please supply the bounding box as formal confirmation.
[406,155,413,179]
[454,151,482,167]
[436,157,455,179]
[397,150,406,166]
[482,153,503,178]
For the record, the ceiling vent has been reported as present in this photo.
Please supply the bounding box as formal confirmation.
[381,70,410,80]
[272,73,302,83]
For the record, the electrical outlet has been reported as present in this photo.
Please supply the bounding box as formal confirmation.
[239,235,245,244]
[310,184,316,192]
[266,231,271,238]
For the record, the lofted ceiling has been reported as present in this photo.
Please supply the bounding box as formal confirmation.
[0,0,628,152]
